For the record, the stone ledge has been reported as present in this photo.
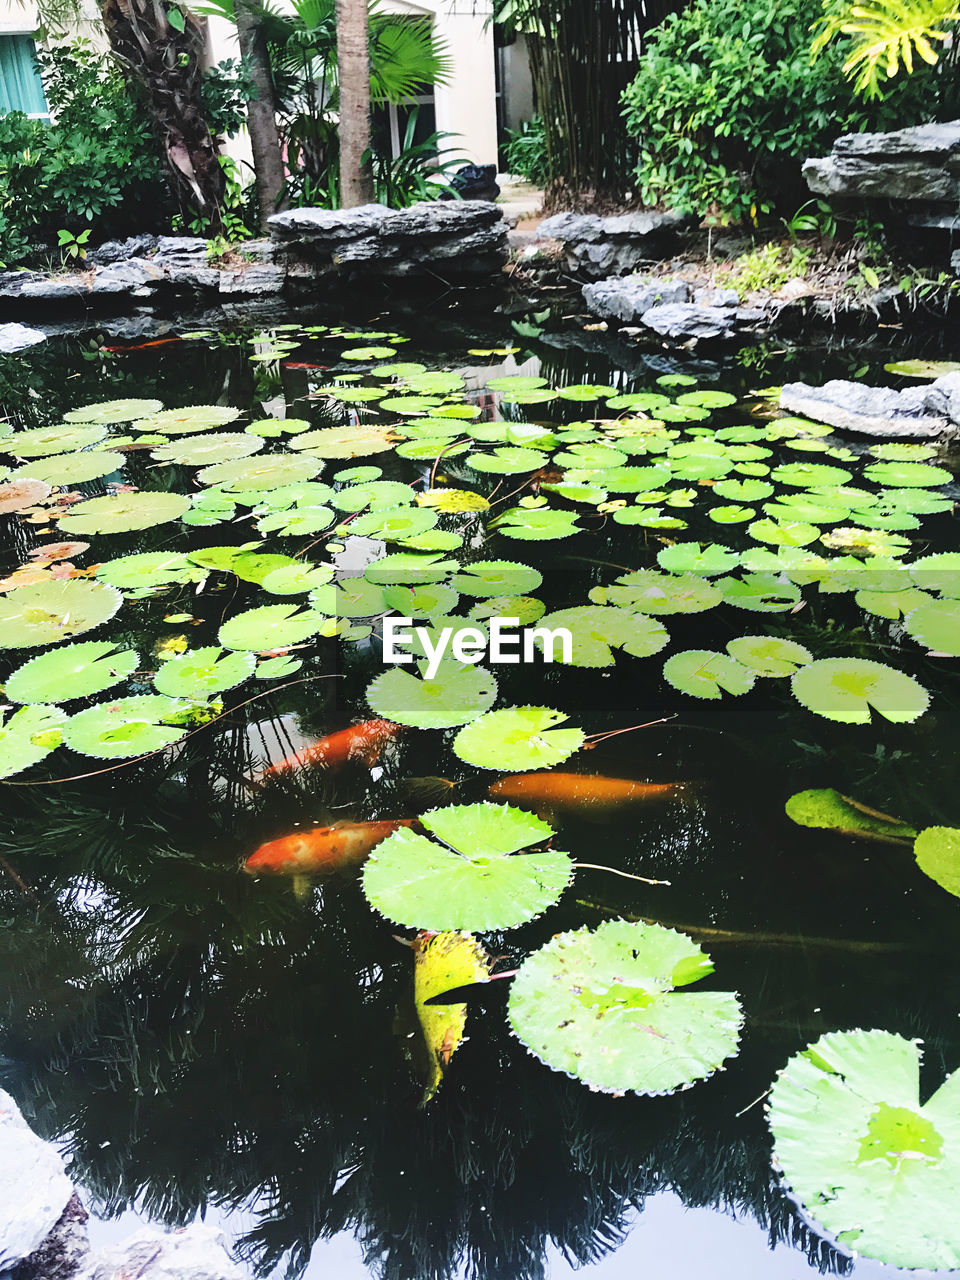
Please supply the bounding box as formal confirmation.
[534,209,696,280]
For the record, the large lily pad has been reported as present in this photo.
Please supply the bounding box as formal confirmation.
[532,606,669,666]
[769,1029,960,1270]
[58,492,190,534]
[452,560,543,598]
[785,788,917,843]
[64,398,163,424]
[362,802,572,931]
[197,454,320,491]
[152,432,264,466]
[366,661,497,729]
[290,424,397,458]
[508,921,743,1096]
[5,640,138,703]
[914,826,960,899]
[97,552,206,592]
[791,658,929,724]
[904,599,960,655]
[134,406,242,434]
[453,706,584,771]
[493,507,581,540]
[5,423,107,456]
[152,646,255,698]
[63,695,188,759]
[15,451,125,486]
[0,579,122,648]
[218,603,328,651]
[726,635,812,677]
[0,704,66,778]
[590,570,721,615]
[663,650,755,700]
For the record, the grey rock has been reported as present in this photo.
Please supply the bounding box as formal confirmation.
[0,323,47,353]
[536,212,604,243]
[536,209,695,278]
[735,307,767,324]
[218,263,286,297]
[234,239,277,263]
[383,201,503,239]
[154,237,207,260]
[0,1090,74,1270]
[804,119,960,203]
[18,278,88,302]
[87,235,158,266]
[640,303,738,341]
[694,286,740,307]
[267,204,393,244]
[76,1225,243,1280]
[160,264,221,291]
[924,371,960,424]
[780,379,950,438]
[91,260,161,295]
[582,275,689,322]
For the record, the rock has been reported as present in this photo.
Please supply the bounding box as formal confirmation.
[76,1225,243,1280]
[779,379,950,438]
[267,204,392,245]
[9,1193,89,1280]
[153,237,207,260]
[87,236,158,267]
[693,286,740,307]
[0,1090,74,1270]
[640,303,738,341]
[0,323,47,353]
[91,260,162,295]
[439,163,500,202]
[218,263,285,297]
[582,275,689,322]
[924,371,960,424]
[804,120,960,203]
[535,209,696,279]
[18,278,88,302]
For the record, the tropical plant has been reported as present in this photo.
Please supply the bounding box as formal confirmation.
[620,0,960,221]
[812,0,960,96]
[501,115,549,186]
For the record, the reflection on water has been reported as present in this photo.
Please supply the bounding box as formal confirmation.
[1,306,959,1279]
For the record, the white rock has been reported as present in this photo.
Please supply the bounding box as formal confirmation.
[78,1225,244,1280]
[0,323,47,354]
[0,1090,74,1270]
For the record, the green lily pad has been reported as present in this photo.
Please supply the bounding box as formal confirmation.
[364,553,457,587]
[721,573,801,612]
[63,694,188,759]
[134,406,242,434]
[152,432,264,466]
[382,583,459,617]
[914,826,960,898]
[257,506,335,536]
[883,359,960,378]
[508,921,743,1096]
[453,706,585,771]
[855,586,928,620]
[466,448,549,475]
[0,579,122,648]
[903,599,960,654]
[709,504,756,524]
[366,660,497,729]
[863,461,952,489]
[332,480,414,513]
[58,491,190,534]
[218,603,327,651]
[0,704,66,778]
[605,391,671,411]
[748,518,819,547]
[726,635,812,677]
[467,595,545,625]
[533,606,669,666]
[15,451,125,486]
[96,552,205,592]
[255,655,303,680]
[657,543,740,576]
[769,1029,960,1270]
[260,563,335,595]
[5,640,138,703]
[197,454,320,491]
[452,560,543,598]
[5,423,107,456]
[909,553,960,598]
[341,345,396,360]
[349,508,438,541]
[790,658,929,724]
[713,478,774,502]
[362,802,571,932]
[493,507,581,540]
[589,570,721,615]
[662,650,755,700]
[63,398,163,424]
[152,646,255,698]
[772,462,853,489]
[290,424,397,458]
[556,383,618,402]
[785,788,917,842]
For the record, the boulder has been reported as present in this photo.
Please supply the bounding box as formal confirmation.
[153,237,207,260]
[76,1226,243,1280]
[923,371,960,424]
[693,286,740,307]
[0,323,47,354]
[217,263,285,297]
[804,120,960,203]
[0,1091,74,1270]
[779,379,950,438]
[9,1193,89,1280]
[87,236,159,267]
[582,276,689,322]
[535,209,696,279]
[267,203,392,245]
[640,303,739,341]
[91,261,162,295]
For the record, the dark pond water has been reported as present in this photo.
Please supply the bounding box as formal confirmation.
[1,300,959,1280]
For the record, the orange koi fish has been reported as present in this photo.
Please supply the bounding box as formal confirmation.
[103,337,183,352]
[258,719,403,782]
[488,772,686,820]
[244,818,417,877]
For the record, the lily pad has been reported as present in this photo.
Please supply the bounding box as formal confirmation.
[0,704,66,778]
[914,826,960,899]
[0,478,52,514]
[904,599,960,655]
[362,802,571,932]
[533,606,669,666]
[508,921,743,1096]
[657,543,740,576]
[453,706,584,771]
[197,454,320,491]
[134,406,242,434]
[785,788,917,843]
[590,570,721,615]
[863,461,952,489]
[415,488,490,514]
[769,1029,960,1270]
[152,646,255,698]
[366,661,497,729]
[466,448,549,475]
[726,635,813,677]
[5,423,107,456]
[5,640,138,703]
[64,398,163,424]
[662,650,755,700]
[493,507,581,540]
[909,553,960,598]
[218,603,328,651]
[152,433,264,466]
[63,695,188,759]
[0,579,122,648]
[453,560,543,598]
[58,492,190,534]
[96,552,204,592]
[291,425,397,457]
[260,563,336,596]
[15,451,125,486]
[790,658,929,724]
[883,358,960,378]
[349,508,438,541]
[721,573,801,612]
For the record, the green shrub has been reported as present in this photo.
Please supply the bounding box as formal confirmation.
[0,40,170,265]
[620,0,960,223]
[502,116,549,187]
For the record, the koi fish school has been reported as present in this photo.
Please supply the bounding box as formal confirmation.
[382,616,573,679]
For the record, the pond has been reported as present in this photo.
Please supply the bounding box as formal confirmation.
[1,303,959,1280]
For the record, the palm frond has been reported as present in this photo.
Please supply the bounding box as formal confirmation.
[812,0,960,95]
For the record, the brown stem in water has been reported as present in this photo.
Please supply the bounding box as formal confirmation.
[573,863,670,887]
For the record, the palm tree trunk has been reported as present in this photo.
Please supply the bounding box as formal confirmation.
[100,0,226,231]
[234,0,287,229]
[336,0,375,207]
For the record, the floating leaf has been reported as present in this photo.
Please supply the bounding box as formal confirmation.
[332,480,413,513]
[508,921,743,1096]
[493,507,581,540]
[58,491,190,534]
[366,661,497,729]
[0,704,66,778]
[152,432,264,465]
[791,658,929,724]
[884,358,960,378]
[255,654,303,680]
[769,1029,960,1271]
[785,788,917,843]
[257,507,335,536]
[5,423,107,456]
[533,606,668,666]
[152,646,255,698]
[350,507,438,541]
[721,573,801,612]
[5,641,138,703]
[64,398,163,424]
[662,650,755,700]
[903,599,960,655]
[657,543,740,576]
[362,802,571,931]
[0,579,121,648]
[291,425,397,457]
[453,706,584,771]
[364,553,457,586]
[590,570,721,615]
[15,451,125,486]
[725,635,812,677]
[0,478,52,514]
[914,826,960,898]
[466,448,549,475]
[218,604,327,651]
[863,461,952,489]
[909,553,960,598]
[468,595,545,625]
[341,345,396,360]
[382,583,459,617]
[416,488,489,513]
[63,695,187,758]
[197,453,320,491]
[772,462,853,489]
[135,406,241,434]
[414,931,491,1104]
[260,563,335,595]
[452,560,543,598]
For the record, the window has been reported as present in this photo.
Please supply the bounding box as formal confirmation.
[0,34,48,117]
[374,93,437,160]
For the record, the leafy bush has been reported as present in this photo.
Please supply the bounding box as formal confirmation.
[502,116,549,186]
[620,0,960,222]
[0,40,170,265]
